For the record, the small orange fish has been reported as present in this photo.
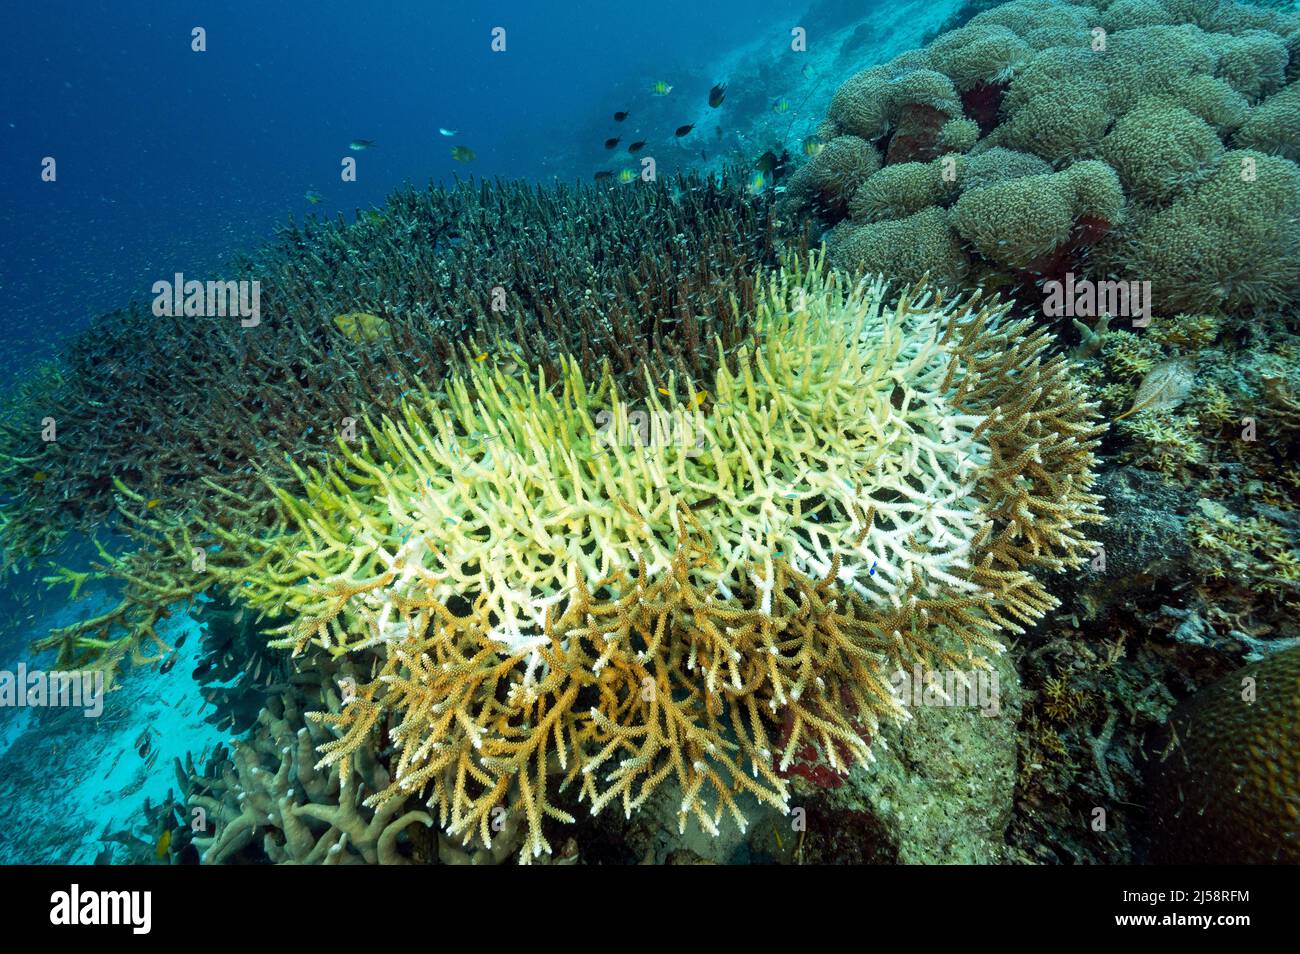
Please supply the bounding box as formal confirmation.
[155,829,172,860]
[691,391,708,408]
[474,352,488,362]
[146,498,161,509]
[657,388,671,397]
[32,472,47,482]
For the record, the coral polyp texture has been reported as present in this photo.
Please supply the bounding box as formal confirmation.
[213,256,1104,861]
[1146,645,1300,863]
[781,0,1300,317]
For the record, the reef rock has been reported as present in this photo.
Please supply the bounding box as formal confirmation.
[800,649,1023,863]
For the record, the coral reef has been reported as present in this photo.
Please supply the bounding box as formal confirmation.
[0,172,783,573]
[9,0,1297,872]
[185,678,436,865]
[202,255,1102,861]
[781,0,1300,316]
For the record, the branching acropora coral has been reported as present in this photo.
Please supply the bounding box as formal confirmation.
[220,254,1105,861]
[0,171,781,571]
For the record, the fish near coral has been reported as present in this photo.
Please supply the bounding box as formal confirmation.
[332,312,389,343]
[155,829,172,860]
[450,145,476,162]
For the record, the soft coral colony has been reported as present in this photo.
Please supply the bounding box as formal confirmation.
[783,0,1300,315]
[200,254,1103,860]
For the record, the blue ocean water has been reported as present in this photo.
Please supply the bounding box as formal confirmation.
[1,0,820,388]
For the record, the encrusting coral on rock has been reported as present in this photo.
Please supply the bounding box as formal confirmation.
[204,254,1104,862]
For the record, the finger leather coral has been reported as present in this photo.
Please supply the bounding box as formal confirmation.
[222,254,1105,861]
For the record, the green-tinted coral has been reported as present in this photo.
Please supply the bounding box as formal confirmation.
[791,0,1300,318]
[1164,75,1251,135]
[925,23,1031,89]
[951,160,1123,270]
[783,135,881,219]
[1100,99,1223,203]
[848,158,959,222]
[827,66,960,142]
[1119,149,1300,313]
[990,48,1111,163]
[1146,312,1223,350]
[829,207,969,288]
[1234,80,1300,161]
[1208,27,1289,102]
[938,116,980,153]
[1118,413,1205,477]
[959,146,1053,192]
[969,0,1099,36]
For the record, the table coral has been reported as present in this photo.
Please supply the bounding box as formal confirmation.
[214,254,1103,861]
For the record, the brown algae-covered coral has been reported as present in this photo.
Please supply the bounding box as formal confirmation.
[207,256,1104,861]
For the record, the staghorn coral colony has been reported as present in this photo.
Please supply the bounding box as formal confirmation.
[1,0,1297,868]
